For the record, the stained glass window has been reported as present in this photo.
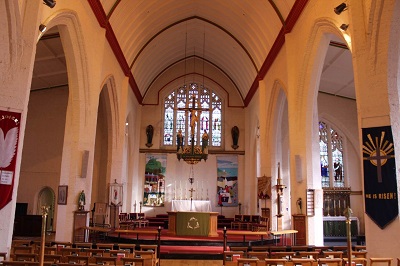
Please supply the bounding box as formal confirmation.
[163,83,222,148]
[319,121,344,188]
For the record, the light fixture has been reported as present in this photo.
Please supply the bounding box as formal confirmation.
[334,3,347,15]
[340,24,349,31]
[43,0,56,8]
[176,28,208,165]
[39,24,47,33]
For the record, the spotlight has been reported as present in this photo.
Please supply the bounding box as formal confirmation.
[39,24,47,32]
[334,3,347,15]
[43,0,56,8]
[340,24,349,31]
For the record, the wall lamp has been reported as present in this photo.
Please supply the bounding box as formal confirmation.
[43,0,56,8]
[334,3,347,15]
[39,24,47,32]
[340,24,349,31]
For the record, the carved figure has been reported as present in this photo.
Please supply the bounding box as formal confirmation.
[146,125,154,147]
[177,130,183,152]
[78,190,86,211]
[202,130,209,152]
[231,126,239,149]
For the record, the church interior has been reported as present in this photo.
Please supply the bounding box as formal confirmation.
[1,0,400,264]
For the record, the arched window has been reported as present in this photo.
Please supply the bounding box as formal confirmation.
[319,121,345,188]
[163,83,222,148]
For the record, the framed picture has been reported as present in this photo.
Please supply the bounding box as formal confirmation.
[58,185,68,205]
[109,182,123,206]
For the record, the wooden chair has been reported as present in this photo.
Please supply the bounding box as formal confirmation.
[351,251,368,258]
[230,246,248,257]
[133,251,155,266]
[237,257,259,266]
[291,246,312,252]
[121,257,145,266]
[118,244,136,253]
[322,251,343,259]
[13,254,37,262]
[65,255,90,264]
[269,251,296,259]
[317,258,343,266]
[332,246,347,252]
[251,246,270,252]
[81,248,104,257]
[264,258,288,266]
[343,257,367,266]
[95,243,115,251]
[269,246,288,253]
[248,251,269,260]
[108,249,131,258]
[74,243,92,250]
[223,251,245,266]
[370,258,393,266]
[12,246,34,255]
[353,246,366,251]
[42,254,62,263]
[2,261,39,266]
[94,256,117,265]
[59,247,80,257]
[295,251,320,260]
[291,258,314,266]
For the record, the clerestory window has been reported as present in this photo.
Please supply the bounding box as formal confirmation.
[163,83,222,148]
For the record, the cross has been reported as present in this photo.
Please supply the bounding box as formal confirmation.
[178,95,209,136]
[189,187,196,211]
[363,136,394,183]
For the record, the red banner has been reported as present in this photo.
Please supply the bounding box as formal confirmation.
[0,110,21,210]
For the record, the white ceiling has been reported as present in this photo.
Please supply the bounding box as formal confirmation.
[31,2,355,101]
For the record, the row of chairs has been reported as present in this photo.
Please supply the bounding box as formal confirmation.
[227,257,396,266]
[6,241,158,266]
[229,245,367,254]
[224,250,367,264]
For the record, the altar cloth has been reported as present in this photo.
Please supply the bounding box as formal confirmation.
[171,200,212,212]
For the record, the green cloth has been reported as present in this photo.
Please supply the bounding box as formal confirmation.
[176,212,210,236]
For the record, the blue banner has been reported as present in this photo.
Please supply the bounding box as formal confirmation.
[362,126,398,229]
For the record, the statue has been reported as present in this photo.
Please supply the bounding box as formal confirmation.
[177,129,183,152]
[145,125,154,148]
[296,197,302,214]
[231,126,239,149]
[201,130,209,153]
[78,190,86,211]
[190,109,199,136]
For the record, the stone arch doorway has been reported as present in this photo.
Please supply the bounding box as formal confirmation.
[37,187,55,232]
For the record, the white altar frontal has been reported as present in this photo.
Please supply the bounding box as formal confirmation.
[171,200,212,212]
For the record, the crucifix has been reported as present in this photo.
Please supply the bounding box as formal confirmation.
[178,95,209,137]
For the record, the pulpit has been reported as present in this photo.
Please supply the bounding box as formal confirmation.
[167,211,218,237]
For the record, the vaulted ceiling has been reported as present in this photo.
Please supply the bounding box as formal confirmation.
[31,0,355,106]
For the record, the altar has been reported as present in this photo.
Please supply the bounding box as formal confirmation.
[171,199,212,212]
[167,211,219,237]
[323,216,359,237]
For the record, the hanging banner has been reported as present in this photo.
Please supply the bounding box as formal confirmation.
[362,126,398,229]
[0,110,21,210]
[216,155,238,207]
[143,154,166,207]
